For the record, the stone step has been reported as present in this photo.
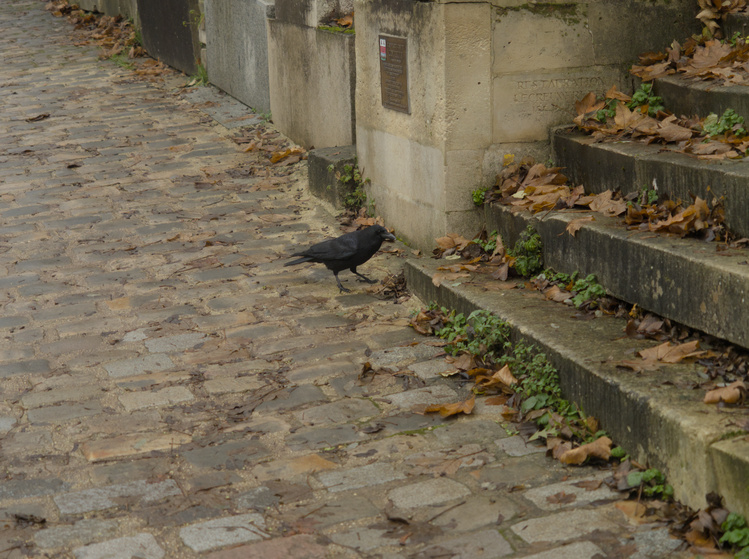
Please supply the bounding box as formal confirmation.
[405,256,749,519]
[552,127,749,239]
[654,74,749,123]
[481,201,749,351]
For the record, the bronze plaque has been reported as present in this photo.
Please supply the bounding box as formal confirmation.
[379,35,410,114]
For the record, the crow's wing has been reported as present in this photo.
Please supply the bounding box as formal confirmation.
[294,231,362,262]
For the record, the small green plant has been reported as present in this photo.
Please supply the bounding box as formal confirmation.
[595,83,664,121]
[183,8,204,29]
[128,18,143,47]
[472,187,488,207]
[595,98,618,122]
[627,83,664,117]
[188,63,209,86]
[434,308,511,359]
[536,269,606,309]
[633,184,659,206]
[328,161,369,211]
[109,52,135,70]
[611,446,628,459]
[538,268,573,285]
[508,225,543,277]
[727,31,749,47]
[703,108,747,138]
[475,231,498,255]
[626,468,674,499]
[570,274,606,309]
[720,513,749,558]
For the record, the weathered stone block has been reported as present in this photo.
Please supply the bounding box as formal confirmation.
[204,0,274,114]
[136,0,201,75]
[267,21,355,148]
[308,145,357,209]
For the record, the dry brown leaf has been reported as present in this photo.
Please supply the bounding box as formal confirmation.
[638,340,704,364]
[704,380,747,404]
[565,215,595,237]
[587,190,628,217]
[605,85,631,102]
[446,353,475,371]
[546,492,577,505]
[424,395,475,417]
[336,14,353,27]
[543,284,571,303]
[656,115,694,142]
[432,271,470,287]
[558,436,613,465]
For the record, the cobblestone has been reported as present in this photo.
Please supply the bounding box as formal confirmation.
[54,480,182,514]
[179,513,266,552]
[73,533,164,559]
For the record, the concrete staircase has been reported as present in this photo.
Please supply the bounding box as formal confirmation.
[405,18,749,518]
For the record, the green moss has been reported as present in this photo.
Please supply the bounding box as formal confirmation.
[318,25,355,34]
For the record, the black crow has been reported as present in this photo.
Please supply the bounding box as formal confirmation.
[284,225,396,292]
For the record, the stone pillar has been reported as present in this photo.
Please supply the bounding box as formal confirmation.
[354,0,698,251]
[354,0,492,250]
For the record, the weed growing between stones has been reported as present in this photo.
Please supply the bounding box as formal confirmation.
[327,161,370,212]
[187,63,209,87]
[412,305,608,461]
[720,513,749,558]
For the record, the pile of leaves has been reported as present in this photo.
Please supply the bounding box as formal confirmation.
[45,1,146,60]
[366,271,410,303]
[231,128,306,167]
[484,156,727,240]
[631,34,749,86]
[430,226,543,286]
[697,0,749,37]
[574,85,749,159]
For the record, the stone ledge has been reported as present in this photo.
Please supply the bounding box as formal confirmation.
[655,74,749,124]
[552,127,749,238]
[483,202,749,350]
[308,145,357,209]
[404,256,749,517]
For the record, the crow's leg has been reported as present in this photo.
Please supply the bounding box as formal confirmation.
[351,267,377,284]
[334,272,351,293]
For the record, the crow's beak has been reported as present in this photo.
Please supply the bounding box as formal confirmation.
[383,231,396,242]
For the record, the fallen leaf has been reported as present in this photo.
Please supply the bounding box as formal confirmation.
[704,380,747,405]
[546,491,577,505]
[424,395,475,417]
[558,436,612,465]
[565,215,595,237]
[543,284,571,303]
[638,340,704,364]
[573,479,603,491]
[432,271,469,287]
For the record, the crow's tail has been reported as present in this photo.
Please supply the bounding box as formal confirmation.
[284,256,313,266]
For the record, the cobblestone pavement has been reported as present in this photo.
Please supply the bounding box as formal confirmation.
[0,1,693,558]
